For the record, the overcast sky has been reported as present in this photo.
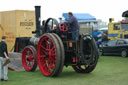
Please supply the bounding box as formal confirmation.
[0,0,127,22]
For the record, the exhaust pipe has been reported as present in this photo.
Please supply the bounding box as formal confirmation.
[35,6,41,36]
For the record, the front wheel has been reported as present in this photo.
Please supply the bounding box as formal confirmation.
[22,46,37,71]
[74,34,99,73]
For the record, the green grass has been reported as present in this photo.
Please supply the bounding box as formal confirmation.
[1,56,128,85]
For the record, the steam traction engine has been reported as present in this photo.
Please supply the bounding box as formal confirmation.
[22,6,99,77]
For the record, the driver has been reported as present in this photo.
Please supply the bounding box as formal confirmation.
[65,12,79,40]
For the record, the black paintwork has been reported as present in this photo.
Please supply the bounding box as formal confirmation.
[23,6,98,66]
[101,39,128,56]
[14,37,31,52]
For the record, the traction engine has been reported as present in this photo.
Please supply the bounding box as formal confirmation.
[22,6,99,77]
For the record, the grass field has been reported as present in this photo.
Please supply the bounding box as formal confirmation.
[1,56,128,85]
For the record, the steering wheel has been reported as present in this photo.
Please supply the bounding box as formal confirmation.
[44,18,59,33]
[59,24,68,32]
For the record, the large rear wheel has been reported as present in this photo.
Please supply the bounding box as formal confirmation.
[37,33,63,77]
[22,46,37,71]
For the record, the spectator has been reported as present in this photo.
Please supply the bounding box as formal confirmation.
[0,36,9,81]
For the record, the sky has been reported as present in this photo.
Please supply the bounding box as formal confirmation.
[0,0,128,23]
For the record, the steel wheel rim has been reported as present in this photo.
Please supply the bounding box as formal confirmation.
[22,48,35,71]
[37,35,57,76]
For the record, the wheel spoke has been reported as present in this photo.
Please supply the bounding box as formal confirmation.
[32,59,35,62]
[50,63,55,70]
[27,50,30,56]
[47,64,51,72]
[51,52,56,56]
[48,60,55,72]
[42,63,48,72]
[40,49,47,56]
[42,58,48,64]
[45,40,49,49]
[40,45,49,51]
[40,55,46,58]
[48,40,52,49]
[49,56,56,64]
[28,62,31,68]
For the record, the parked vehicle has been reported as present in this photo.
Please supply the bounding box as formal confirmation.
[101,39,128,57]
[108,10,128,40]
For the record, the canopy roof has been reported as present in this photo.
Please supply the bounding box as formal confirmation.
[63,13,96,21]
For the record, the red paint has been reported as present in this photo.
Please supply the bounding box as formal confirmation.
[16,42,18,52]
[22,47,35,71]
[59,24,68,32]
[37,34,57,76]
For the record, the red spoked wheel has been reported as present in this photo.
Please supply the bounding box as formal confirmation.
[59,24,68,32]
[22,46,37,71]
[37,33,63,77]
